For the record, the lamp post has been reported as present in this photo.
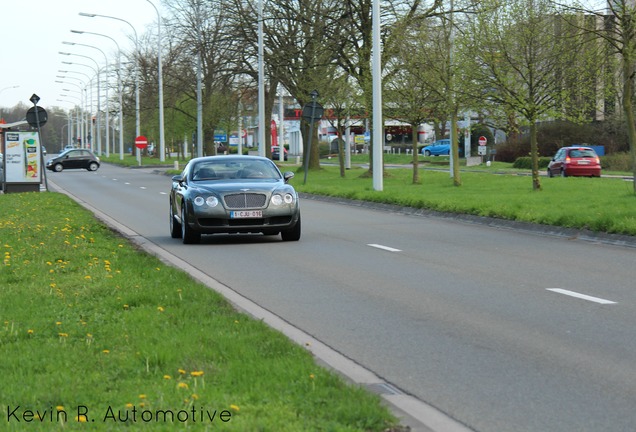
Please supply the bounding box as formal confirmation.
[79,13,140,147]
[0,85,19,120]
[257,0,265,157]
[60,46,108,156]
[71,30,125,160]
[145,0,166,161]
[59,67,97,151]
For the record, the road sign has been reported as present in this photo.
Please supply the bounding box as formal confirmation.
[478,136,487,146]
[135,135,148,149]
[26,106,48,127]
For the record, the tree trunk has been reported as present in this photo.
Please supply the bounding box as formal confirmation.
[411,124,420,184]
[530,121,541,191]
[622,54,636,194]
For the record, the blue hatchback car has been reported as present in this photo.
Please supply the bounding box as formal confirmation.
[421,139,451,156]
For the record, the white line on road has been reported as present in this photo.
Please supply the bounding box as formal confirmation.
[546,288,617,305]
[367,244,402,252]
[140,186,147,190]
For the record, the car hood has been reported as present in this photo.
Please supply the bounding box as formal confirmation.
[189,179,294,195]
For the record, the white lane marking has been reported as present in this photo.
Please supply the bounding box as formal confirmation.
[546,288,617,305]
[125,182,131,185]
[368,244,402,252]
[140,186,147,190]
[159,192,167,195]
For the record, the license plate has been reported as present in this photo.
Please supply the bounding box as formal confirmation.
[230,210,263,218]
[577,160,590,165]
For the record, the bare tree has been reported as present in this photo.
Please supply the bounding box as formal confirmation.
[460,0,597,190]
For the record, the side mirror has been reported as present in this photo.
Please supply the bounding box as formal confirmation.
[171,174,185,184]
[283,171,294,183]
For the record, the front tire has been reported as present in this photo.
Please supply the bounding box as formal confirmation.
[87,162,99,171]
[281,214,301,241]
[53,164,63,172]
[181,203,201,244]
[424,150,431,157]
[547,168,554,178]
[170,200,182,239]
[561,169,567,178]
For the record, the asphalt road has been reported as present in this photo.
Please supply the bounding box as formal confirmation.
[46,162,636,432]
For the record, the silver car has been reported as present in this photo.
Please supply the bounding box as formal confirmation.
[169,155,301,244]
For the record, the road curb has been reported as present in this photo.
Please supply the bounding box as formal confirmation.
[48,179,472,432]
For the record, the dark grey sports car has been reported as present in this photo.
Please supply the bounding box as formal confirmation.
[169,155,301,244]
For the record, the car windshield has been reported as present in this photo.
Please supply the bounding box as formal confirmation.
[191,159,281,181]
[569,149,596,158]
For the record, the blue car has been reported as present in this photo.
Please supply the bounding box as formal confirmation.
[422,139,451,156]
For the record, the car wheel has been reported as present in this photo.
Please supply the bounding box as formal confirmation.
[169,200,182,239]
[561,169,567,178]
[424,150,431,157]
[281,214,301,242]
[181,203,201,244]
[547,168,553,178]
[53,163,63,172]
[87,162,99,171]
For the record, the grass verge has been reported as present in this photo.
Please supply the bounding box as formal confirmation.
[0,192,399,431]
[290,165,636,236]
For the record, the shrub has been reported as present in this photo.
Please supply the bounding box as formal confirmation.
[601,152,633,172]
[512,156,552,169]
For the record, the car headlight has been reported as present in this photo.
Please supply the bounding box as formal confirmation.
[271,193,295,206]
[271,194,283,206]
[194,196,219,207]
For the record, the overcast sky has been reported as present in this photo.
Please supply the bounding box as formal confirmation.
[0,0,610,114]
[0,0,164,112]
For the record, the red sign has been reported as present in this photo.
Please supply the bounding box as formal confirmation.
[478,136,487,146]
[135,135,148,149]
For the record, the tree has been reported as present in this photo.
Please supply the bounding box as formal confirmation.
[460,0,598,190]
[564,0,636,193]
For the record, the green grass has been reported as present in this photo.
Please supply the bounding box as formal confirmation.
[102,153,635,235]
[0,193,398,431]
[290,165,636,236]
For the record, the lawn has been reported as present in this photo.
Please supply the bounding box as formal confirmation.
[0,192,398,431]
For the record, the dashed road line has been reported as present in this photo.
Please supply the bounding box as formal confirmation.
[546,288,617,305]
[368,243,402,252]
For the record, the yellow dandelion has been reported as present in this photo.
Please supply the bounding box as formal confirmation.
[178,382,189,389]
[155,267,161,271]
[191,394,199,400]
[58,333,68,338]
[123,304,129,310]
[56,322,62,326]
[157,306,165,312]
[190,371,204,377]
[178,369,186,375]
[84,275,91,280]
[27,329,34,335]
[56,406,64,412]
[102,349,110,354]
[46,261,52,265]
[76,415,88,422]
[139,394,146,399]
[309,373,315,380]
[230,404,240,412]
[125,403,134,409]
[163,375,172,380]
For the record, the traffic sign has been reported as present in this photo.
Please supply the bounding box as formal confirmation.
[135,135,148,149]
[478,136,487,146]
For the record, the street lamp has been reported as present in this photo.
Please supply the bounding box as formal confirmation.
[59,67,97,150]
[61,46,108,156]
[145,0,166,161]
[79,12,140,154]
[60,53,102,153]
[71,30,125,160]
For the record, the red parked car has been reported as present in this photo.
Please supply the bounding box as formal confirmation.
[547,146,601,177]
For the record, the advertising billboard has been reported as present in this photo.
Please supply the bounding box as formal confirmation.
[3,131,42,186]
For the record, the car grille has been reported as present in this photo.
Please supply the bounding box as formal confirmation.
[223,193,267,209]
